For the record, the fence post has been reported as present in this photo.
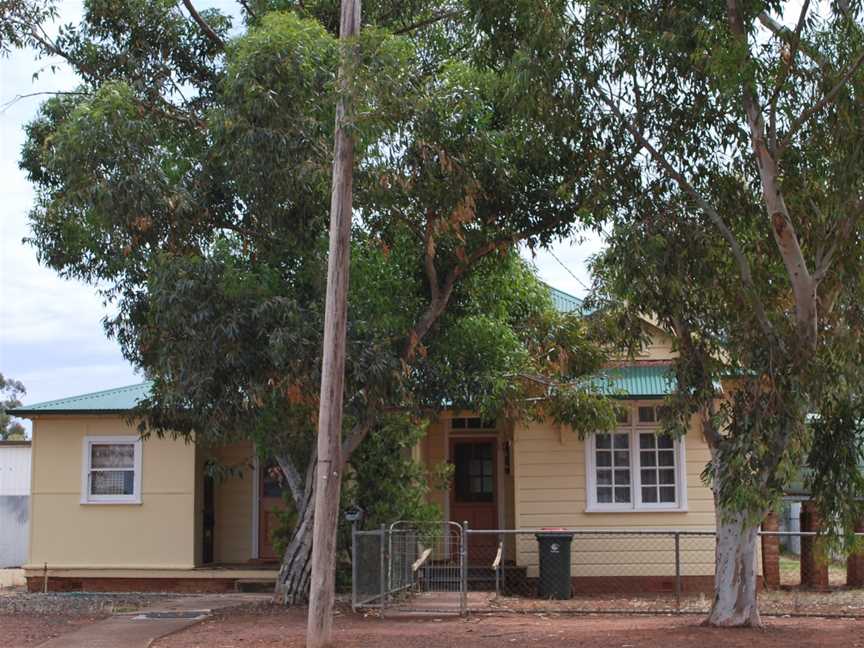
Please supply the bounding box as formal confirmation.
[760,512,781,590]
[379,524,387,617]
[495,532,501,599]
[848,518,864,587]
[351,524,358,612]
[461,521,469,617]
[674,532,681,613]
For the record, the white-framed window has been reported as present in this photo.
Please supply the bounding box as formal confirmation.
[81,436,142,504]
[585,404,687,512]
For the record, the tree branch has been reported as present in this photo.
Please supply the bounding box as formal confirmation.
[339,419,375,469]
[812,198,864,283]
[180,0,226,50]
[757,11,830,70]
[779,46,864,153]
[1,91,89,111]
[423,213,440,303]
[22,24,206,129]
[393,9,464,35]
[274,453,305,508]
[594,87,774,339]
[237,0,257,20]
[727,0,817,344]
[766,0,810,150]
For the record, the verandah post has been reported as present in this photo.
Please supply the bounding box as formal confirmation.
[674,532,681,612]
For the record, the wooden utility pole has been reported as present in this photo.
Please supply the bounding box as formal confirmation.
[306,1,361,647]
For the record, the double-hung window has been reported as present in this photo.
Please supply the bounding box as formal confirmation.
[81,436,142,504]
[586,405,687,512]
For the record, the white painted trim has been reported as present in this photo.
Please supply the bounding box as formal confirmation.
[80,436,142,505]
[584,403,688,513]
[251,454,260,560]
[446,418,503,527]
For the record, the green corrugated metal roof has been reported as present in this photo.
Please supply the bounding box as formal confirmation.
[7,288,667,416]
[586,364,676,398]
[9,366,674,417]
[549,287,584,314]
[8,382,151,416]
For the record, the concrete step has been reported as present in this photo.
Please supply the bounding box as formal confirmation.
[234,579,276,593]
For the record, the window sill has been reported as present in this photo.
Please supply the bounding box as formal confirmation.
[80,499,142,506]
[584,506,688,514]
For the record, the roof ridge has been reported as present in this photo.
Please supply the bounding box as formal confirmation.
[16,381,151,411]
[547,284,583,302]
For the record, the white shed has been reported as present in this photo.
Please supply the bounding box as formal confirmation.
[0,441,31,568]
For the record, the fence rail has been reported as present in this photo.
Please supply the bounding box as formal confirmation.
[352,525,864,617]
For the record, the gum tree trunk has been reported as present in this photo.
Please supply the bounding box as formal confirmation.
[274,490,315,605]
[706,505,762,627]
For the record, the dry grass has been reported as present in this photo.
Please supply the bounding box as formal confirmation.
[779,553,848,587]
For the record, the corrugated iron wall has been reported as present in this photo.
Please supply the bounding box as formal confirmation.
[0,444,31,568]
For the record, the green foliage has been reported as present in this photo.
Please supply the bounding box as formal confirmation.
[15,0,617,437]
[0,373,26,440]
[585,1,864,547]
[270,493,300,558]
[270,415,445,565]
[13,2,621,580]
[342,415,442,528]
[0,1,57,55]
[807,393,864,551]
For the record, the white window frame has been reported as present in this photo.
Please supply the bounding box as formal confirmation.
[585,403,688,513]
[81,436,143,505]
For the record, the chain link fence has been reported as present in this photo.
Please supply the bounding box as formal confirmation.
[353,525,864,617]
[463,529,717,614]
[353,522,465,614]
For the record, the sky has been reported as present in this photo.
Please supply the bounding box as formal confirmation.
[0,1,603,418]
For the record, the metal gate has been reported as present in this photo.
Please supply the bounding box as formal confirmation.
[352,521,466,615]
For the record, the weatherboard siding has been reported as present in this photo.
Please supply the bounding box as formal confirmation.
[28,416,197,570]
[512,417,717,578]
[211,442,255,563]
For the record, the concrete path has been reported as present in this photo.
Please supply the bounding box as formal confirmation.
[37,593,271,648]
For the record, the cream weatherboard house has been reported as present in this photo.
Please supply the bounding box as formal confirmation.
[9,289,728,593]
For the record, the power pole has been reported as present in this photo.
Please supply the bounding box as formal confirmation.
[306,1,361,647]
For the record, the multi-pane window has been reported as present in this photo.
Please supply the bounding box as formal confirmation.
[594,433,631,504]
[82,437,141,503]
[587,405,685,511]
[453,442,494,503]
[639,433,677,504]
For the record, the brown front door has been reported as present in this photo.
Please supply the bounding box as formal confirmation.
[450,439,498,560]
[259,461,287,561]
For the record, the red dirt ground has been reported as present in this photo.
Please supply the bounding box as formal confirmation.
[154,606,864,648]
[0,614,106,647]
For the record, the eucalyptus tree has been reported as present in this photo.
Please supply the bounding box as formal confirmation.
[582,1,864,626]
[15,0,621,603]
[0,374,26,440]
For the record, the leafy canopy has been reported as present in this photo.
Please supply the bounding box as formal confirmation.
[16,1,620,478]
[583,0,864,544]
[0,373,26,441]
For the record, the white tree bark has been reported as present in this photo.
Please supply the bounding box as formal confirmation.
[706,504,763,627]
